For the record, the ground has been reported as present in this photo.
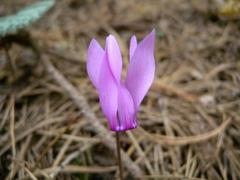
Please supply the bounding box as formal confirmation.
[0,0,240,179]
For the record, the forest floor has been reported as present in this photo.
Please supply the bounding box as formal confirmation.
[0,0,240,179]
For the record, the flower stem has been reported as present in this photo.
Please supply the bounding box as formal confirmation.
[116,132,123,180]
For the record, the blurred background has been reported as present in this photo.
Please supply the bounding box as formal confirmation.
[0,0,240,179]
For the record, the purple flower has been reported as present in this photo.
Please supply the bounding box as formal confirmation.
[87,30,155,131]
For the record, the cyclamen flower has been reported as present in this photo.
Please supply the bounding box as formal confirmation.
[87,30,155,131]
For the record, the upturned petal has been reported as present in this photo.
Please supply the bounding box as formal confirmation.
[125,30,155,109]
[86,39,104,89]
[98,51,118,130]
[129,35,137,60]
[106,35,123,83]
[114,84,137,131]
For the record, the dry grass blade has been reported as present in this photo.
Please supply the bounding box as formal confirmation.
[34,165,116,177]
[37,130,100,143]
[151,80,198,102]
[127,131,155,175]
[140,174,206,180]
[9,95,16,179]
[0,117,68,156]
[138,118,231,145]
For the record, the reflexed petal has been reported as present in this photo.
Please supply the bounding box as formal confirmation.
[129,35,137,60]
[125,30,155,109]
[115,85,137,131]
[106,35,123,82]
[87,39,104,89]
[98,52,118,130]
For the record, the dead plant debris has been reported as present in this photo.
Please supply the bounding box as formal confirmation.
[0,0,240,179]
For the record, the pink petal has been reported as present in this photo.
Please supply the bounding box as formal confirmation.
[106,35,123,82]
[115,84,137,131]
[87,39,104,89]
[129,35,137,60]
[98,51,118,130]
[125,30,155,109]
